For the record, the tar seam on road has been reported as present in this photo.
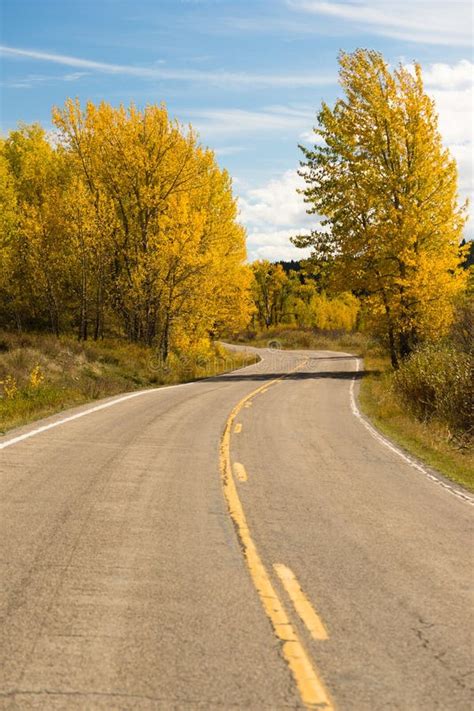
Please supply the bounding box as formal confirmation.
[349,357,474,506]
[219,359,335,710]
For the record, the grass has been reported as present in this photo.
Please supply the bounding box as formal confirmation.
[0,331,257,434]
[359,351,473,492]
[238,326,473,492]
[235,325,371,354]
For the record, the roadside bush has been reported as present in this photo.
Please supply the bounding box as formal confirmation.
[393,344,473,441]
[0,330,257,432]
[450,296,474,354]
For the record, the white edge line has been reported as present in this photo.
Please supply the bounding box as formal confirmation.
[0,385,186,450]
[0,350,265,451]
[349,357,474,506]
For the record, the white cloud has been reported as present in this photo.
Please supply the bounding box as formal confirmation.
[288,0,473,46]
[0,44,335,88]
[63,71,89,82]
[299,129,326,145]
[3,70,89,89]
[249,239,312,262]
[240,56,473,261]
[418,60,473,218]
[186,106,315,139]
[239,170,310,227]
[422,59,473,89]
[238,170,314,261]
[404,62,473,157]
[450,144,473,197]
[300,130,314,144]
[431,87,473,146]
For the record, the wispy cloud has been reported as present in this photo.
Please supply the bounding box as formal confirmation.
[62,71,89,82]
[214,145,247,157]
[288,0,473,46]
[0,44,335,88]
[3,70,89,89]
[185,105,315,138]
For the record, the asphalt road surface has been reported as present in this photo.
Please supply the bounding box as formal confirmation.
[1,347,472,710]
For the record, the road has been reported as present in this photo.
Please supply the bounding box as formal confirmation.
[0,346,472,710]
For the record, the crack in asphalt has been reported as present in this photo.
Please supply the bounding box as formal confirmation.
[413,617,473,692]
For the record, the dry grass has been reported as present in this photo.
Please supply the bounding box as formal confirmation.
[359,352,474,492]
[236,325,374,355]
[0,332,256,433]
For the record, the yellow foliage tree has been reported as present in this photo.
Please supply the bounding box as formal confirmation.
[0,146,18,326]
[0,103,251,356]
[249,260,359,333]
[294,49,468,367]
[50,100,251,356]
[2,125,72,334]
[310,292,359,332]
[251,261,292,328]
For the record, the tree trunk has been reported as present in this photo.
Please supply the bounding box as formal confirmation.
[93,279,103,340]
[160,314,170,362]
[388,323,398,369]
[79,263,88,341]
[382,290,399,369]
[399,331,411,360]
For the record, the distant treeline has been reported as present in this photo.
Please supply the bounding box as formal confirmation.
[250,260,359,332]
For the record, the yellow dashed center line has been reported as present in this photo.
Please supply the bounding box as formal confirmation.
[233,462,248,482]
[234,423,242,434]
[219,360,335,710]
[274,564,329,641]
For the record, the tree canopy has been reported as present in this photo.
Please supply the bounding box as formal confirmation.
[294,49,468,367]
[0,102,252,358]
[250,260,359,333]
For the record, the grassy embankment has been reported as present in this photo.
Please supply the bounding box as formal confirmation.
[237,327,473,492]
[0,332,257,434]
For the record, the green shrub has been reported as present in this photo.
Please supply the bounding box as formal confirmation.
[393,344,473,440]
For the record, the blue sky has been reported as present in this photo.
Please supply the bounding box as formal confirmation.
[1,0,472,259]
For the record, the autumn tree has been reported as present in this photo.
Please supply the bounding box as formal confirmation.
[2,125,73,334]
[0,146,18,328]
[0,102,251,355]
[294,49,468,367]
[52,100,251,355]
[249,260,358,332]
[251,261,292,328]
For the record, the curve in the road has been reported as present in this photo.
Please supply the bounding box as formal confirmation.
[220,358,335,710]
[348,357,474,506]
[1,346,472,710]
